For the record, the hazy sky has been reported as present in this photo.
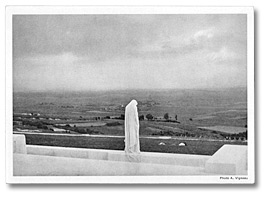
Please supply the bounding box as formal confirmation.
[13,14,247,91]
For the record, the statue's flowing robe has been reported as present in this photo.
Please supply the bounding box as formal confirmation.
[124,100,140,160]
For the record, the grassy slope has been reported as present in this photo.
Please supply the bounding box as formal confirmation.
[24,134,246,156]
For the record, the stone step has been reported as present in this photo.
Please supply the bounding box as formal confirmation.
[26,145,210,168]
[14,153,206,176]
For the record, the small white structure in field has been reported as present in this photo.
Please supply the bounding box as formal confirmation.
[47,125,66,132]
[179,142,186,146]
[159,142,166,145]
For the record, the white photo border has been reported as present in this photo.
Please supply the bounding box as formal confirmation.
[6,6,254,184]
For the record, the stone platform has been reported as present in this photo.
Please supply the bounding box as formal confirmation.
[12,134,248,176]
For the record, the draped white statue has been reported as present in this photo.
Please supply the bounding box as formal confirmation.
[124,100,140,161]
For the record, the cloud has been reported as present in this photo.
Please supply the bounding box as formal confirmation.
[17,52,79,66]
[137,27,217,58]
[207,47,237,62]
[193,28,214,40]
[13,14,247,91]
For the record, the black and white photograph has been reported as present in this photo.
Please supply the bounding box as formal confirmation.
[5,6,254,184]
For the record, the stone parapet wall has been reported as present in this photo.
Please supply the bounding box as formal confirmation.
[26,145,210,168]
[13,134,248,176]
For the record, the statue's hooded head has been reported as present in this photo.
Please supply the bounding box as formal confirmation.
[130,99,138,107]
[126,99,138,111]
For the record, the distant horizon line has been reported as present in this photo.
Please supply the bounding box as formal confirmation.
[13,86,247,93]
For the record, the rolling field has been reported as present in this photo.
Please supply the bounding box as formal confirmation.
[14,88,248,155]
[13,88,247,127]
[24,134,247,156]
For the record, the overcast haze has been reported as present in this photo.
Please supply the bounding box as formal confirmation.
[13,14,247,92]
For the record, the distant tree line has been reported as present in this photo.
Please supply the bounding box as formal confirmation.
[22,120,49,130]
[60,124,103,135]
[21,119,104,135]
[144,113,179,123]
[152,131,196,137]
[221,131,247,141]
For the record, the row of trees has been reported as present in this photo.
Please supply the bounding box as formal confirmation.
[58,124,103,135]
[221,131,247,141]
[152,131,196,137]
[22,120,49,130]
[110,113,177,121]
[145,113,178,121]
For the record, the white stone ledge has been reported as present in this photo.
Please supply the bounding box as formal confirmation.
[26,145,210,167]
[13,134,248,176]
[205,145,247,175]
[13,153,206,176]
[13,134,26,154]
